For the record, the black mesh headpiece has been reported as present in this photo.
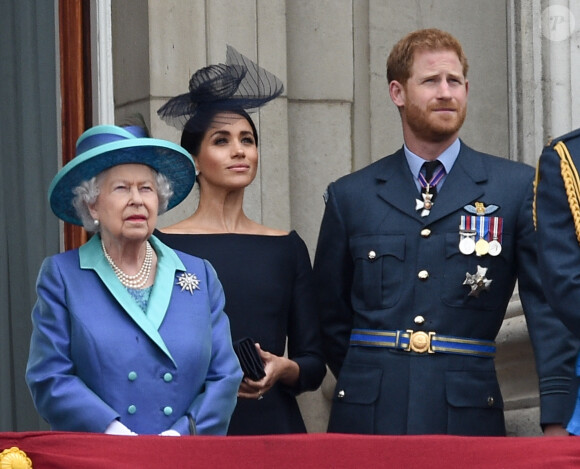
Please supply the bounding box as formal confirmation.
[157,45,284,132]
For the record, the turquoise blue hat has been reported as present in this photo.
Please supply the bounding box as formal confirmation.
[49,125,196,225]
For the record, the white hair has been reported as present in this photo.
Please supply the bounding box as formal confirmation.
[72,169,173,233]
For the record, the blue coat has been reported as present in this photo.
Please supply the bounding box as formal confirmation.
[535,128,580,433]
[536,128,580,337]
[313,142,578,435]
[26,235,243,435]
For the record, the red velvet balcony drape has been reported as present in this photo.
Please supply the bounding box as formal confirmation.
[1,432,579,468]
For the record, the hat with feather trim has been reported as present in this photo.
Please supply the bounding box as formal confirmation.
[48,124,195,225]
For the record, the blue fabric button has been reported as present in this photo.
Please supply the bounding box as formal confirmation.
[128,371,138,381]
[128,405,137,414]
[163,373,173,382]
[163,406,173,416]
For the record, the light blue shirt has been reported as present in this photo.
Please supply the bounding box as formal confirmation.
[404,138,461,193]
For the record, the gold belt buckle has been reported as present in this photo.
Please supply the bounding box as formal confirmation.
[406,330,435,354]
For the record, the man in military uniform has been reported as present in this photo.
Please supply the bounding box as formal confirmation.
[313,28,577,435]
[535,128,580,435]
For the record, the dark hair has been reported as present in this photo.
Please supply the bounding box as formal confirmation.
[180,108,258,156]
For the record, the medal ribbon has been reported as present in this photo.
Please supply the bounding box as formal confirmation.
[460,215,476,232]
[418,165,445,193]
[489,217,503,243]
[477,216,489,241]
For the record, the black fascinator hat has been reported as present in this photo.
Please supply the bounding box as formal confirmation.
[157,45,284,133]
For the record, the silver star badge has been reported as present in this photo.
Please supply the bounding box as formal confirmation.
[176,272,200,295]
[463,265,492,297]
[415,192,434,217]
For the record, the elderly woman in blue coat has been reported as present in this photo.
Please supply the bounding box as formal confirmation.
[25,124,243,436]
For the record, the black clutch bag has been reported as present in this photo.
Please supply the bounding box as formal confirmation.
[233,337,266,381]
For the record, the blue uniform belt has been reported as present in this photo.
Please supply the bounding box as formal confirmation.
[350,328,496,358]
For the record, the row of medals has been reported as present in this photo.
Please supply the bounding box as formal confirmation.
[459,218,502,257]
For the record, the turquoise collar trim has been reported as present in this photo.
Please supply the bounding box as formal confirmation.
[80,235,186,365]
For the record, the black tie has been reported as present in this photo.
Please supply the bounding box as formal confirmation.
[421,160,443,200]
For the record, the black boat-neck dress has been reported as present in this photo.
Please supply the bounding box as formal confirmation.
[154,229,326,435]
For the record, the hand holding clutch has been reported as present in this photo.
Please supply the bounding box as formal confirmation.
[232,337,266,381]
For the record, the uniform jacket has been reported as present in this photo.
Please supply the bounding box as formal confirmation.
[536,128,580,338]
[313,141,578,435]
[536,128,580,433]
[26,235,243,435]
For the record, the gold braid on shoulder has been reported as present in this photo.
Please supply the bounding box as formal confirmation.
[550,141,580,244]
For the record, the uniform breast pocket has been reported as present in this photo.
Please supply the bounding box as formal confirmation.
[350,234,405,310]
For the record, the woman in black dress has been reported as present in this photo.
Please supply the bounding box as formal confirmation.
[156,46,326,435]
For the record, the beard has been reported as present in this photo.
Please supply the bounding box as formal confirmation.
[404,99,467,142]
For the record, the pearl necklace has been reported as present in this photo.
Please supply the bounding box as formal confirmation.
[101,239,153,289]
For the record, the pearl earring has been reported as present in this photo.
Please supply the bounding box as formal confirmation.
[94,219,100,226]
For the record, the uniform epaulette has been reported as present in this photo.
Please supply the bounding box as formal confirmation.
[545,127,580,148]
[535,136,580,244]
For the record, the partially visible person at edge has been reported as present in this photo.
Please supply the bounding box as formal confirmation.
[155,45,326,435]
[25,124,243,435]
[312,28,578,436]
[535,128,580,435]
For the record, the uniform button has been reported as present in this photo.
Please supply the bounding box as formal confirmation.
[128,371,138,381]
[368,250,376,260]
[420,228,431,237]
[414,315,425,325]
[487,396,495,407]
[337,390,345,399]
[163,372,173,382]
[418,270,429,280]
[163,406,173,416]
[128,405,137,414]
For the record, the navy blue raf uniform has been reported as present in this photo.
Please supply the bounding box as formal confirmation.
[535,128,580,435]
[313,141,578,436]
